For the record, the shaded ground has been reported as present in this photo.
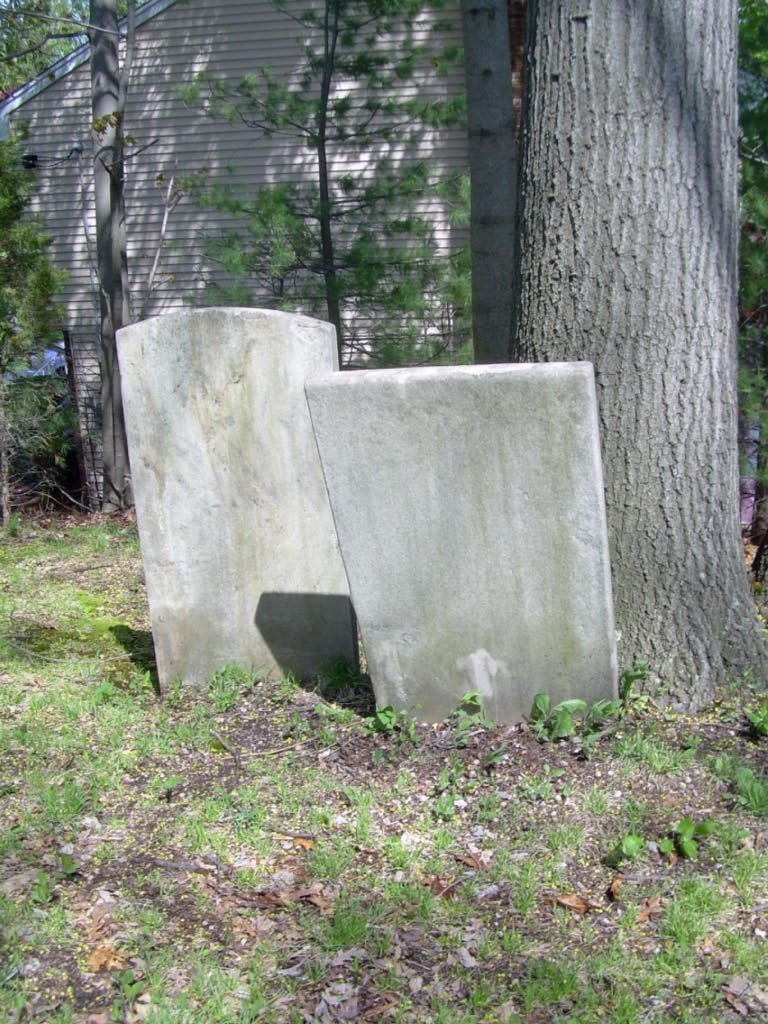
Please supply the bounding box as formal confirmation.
[1,514,768,1023]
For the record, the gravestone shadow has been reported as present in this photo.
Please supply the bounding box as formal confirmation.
[255,592,374,716]
[110,624,160,694]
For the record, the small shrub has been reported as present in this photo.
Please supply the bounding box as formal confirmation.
[449,690,491,747]
[618,660,649,702]
[529,693,587,740]
[658,818,716,860]
[604,832,646,868]
[365,705,418,743]
[734,767,768,815]
[746,701,768,738]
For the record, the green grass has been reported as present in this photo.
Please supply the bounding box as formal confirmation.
[2,517,768,1023]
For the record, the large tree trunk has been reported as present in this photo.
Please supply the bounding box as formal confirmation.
[511,0,767,705]
[90,0,133,511]
[461,0,518,362]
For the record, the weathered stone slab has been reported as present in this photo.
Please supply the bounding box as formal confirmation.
[117,308,355,688]
[306,362,617,723]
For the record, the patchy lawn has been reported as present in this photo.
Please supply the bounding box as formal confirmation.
[1,515,768,1023]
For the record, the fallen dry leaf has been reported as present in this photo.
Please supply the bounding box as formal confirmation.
[301,891,334,914]
[457,946,479,968]
[86,900,114,941]
[453,851,489,870]
[550,892,601,914]
[363,998,401,1020]
[424,875,462,898]
[233,913,276,939]
[86,944,128,973]
[636,895,667,924]
[722,989,750,1017]
[607,874,624,902]
[126,991,153,1024]
[329,947,371,967]
[272,832,315,850]
[722,976,768,1016]
[315,979,358,1019]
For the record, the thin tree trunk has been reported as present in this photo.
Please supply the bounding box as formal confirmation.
[90,0,133,510]
[0,376,9,525]
[62,328,90,508]
[461,0,518,361]
[512,0,767,705]
[317,0,344,366]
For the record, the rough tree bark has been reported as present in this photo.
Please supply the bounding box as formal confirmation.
[511,0,767,705]
[89,0,133,510]
[460,0,518,361]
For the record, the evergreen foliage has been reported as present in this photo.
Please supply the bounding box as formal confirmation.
[182,0,469,367]
[0,128,66,519]
[738,0,768,525]
[0,129,63,375]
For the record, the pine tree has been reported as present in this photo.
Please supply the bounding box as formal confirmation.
[182,0,468,367]
[0,128,65,521]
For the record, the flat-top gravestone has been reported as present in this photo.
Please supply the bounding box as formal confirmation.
[117,308,355,689]
[306,362,617,723]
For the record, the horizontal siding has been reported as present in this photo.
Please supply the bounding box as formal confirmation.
[4,0,472,503]
[8,0,468,330]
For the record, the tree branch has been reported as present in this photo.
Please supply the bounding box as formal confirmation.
[0,8,118,35]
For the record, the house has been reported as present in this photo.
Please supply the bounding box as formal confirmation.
[0,1,524,507]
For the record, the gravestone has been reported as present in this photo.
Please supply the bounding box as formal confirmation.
[306,362,617,723]
[116,308,355,689]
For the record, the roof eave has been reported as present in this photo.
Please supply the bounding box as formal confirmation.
[0,0,177,138]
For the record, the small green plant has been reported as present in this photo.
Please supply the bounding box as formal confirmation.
[529,692,587,741]
[481,740,509,773]
[28,869,55,906]
[151,775,185,802]
[317,899,371,951]
[618,659,649,703]
[548,822,585,854]
[111,969,145,1022]
[582,697,622,735]
[448,691,491,748]
[658,817,716,860]
[35,777,92,830]
[746,700,768,738]
[431,759,463,820]
[209,664,258,711]
[728,666,759,696]
[433,791,457,821]
[365,705,418,743]
[604,832,645,868]
[582,785,610,816]
[316,658,373,712]
[518,765,566,804]
[529,663,650,750]
[3,513,22,538]
[731,850,765,901]
[733,767,768,815]
[367,705,397,735]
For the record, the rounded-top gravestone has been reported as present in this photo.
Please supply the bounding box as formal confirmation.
[117,308,355,689]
